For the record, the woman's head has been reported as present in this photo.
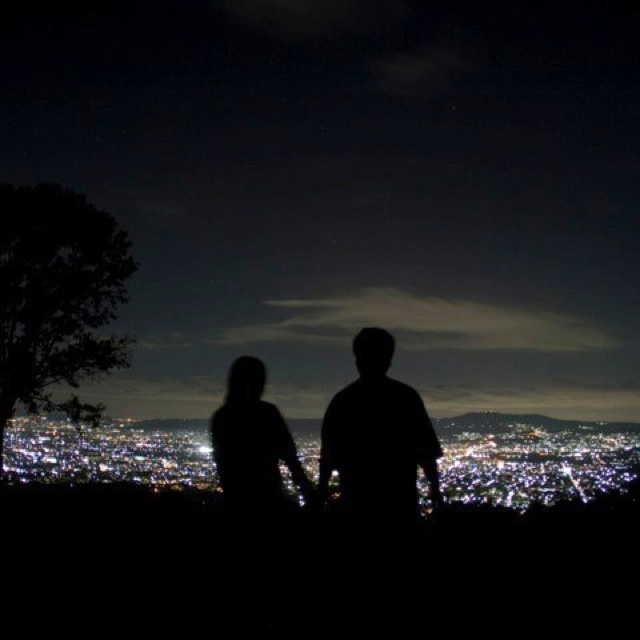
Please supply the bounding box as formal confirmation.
[226,356,266,404]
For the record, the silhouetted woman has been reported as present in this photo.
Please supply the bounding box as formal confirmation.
[210,356,315,514]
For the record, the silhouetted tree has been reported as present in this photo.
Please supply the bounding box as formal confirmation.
[0,184,137,478]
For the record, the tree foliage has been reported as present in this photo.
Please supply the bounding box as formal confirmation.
[0,183,137,429]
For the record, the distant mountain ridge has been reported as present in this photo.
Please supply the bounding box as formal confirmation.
[434,411,640,432]
[127,412,640,436]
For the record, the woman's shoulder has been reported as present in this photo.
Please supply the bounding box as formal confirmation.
[211,401,285,426]
[213,400,280,417]
[210,404,226,420]
[210,405,226,432]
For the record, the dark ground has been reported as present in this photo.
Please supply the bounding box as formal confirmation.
[2,481,638,634]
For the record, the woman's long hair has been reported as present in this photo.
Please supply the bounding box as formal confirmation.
[225,356,266,405]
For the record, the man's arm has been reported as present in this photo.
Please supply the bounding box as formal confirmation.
[413,389,444,507]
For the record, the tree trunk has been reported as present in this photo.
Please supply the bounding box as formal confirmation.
[0,399,16,483]
[0,416,6,483]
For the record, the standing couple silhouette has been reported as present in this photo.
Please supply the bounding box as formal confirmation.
[210,327,443,525]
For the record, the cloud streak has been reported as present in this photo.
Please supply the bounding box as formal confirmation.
[371,43,471,97]
[217,287,618,352]
[70,375,225,420]
[137,331,194,350]
[67,374,640,423]
[71,375,332,421]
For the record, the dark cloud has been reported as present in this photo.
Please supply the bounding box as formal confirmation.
[371,43,471,97]
[137,332,194,350]
[218,287,619,352]
[223,0,409,39]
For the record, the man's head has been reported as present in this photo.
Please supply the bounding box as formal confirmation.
[352,327,395,380]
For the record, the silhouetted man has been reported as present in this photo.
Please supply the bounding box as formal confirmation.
[318,328,443,525]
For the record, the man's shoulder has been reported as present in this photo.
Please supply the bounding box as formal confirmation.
[326,378,423,409]
[329,378,420,397]
[323,381,360,415]
[328,380,362,402]
[384,377,422,398]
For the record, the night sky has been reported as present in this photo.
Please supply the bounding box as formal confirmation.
[2,1,639,421]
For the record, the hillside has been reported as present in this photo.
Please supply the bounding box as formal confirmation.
[1,478,637,632]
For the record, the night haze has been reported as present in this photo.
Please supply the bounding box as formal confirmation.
[2,1,638,422]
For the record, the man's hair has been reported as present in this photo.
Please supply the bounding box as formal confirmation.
[352,327,395,362]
